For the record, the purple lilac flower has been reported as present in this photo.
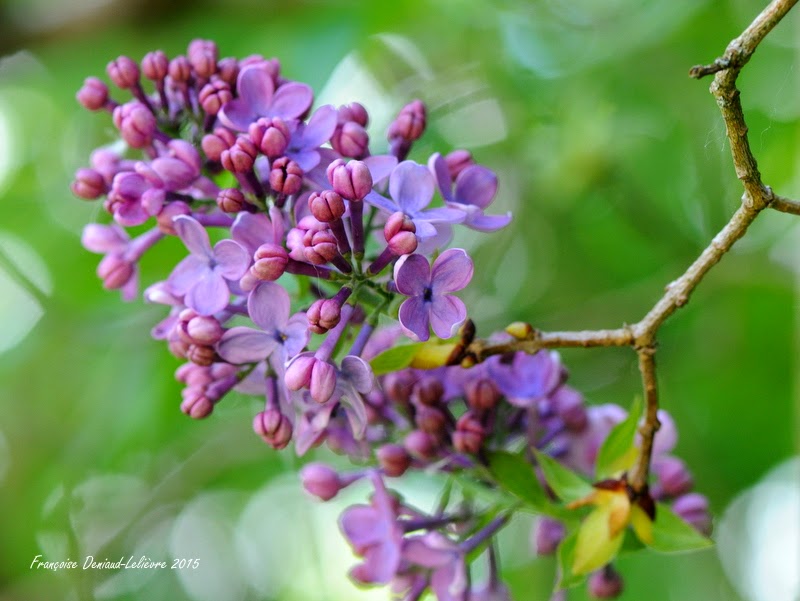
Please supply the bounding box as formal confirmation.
[218,64,313,131]
[168,215,249,315]
[488,350,565,407]
[284,104,338,171]
[429,152,511,232]
[216,281,308,365]
[394,248,473,341]
[402,533,468,601]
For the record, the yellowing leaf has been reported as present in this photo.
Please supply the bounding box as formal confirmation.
[630,504,654,545]
[572,505,625,575]
[409,342,458,369]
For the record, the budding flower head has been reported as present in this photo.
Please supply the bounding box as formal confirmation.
[301,462,343,501]
[388,99,426,143]
[113,102,156,148]
[308,190,345,223]
[377,444,411,477]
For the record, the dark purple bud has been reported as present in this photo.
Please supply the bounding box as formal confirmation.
[216,57,239,87]
[251,243,289,281]
[388,99,426,143]
[453,412,485,454]
[404,430,438,460]
[382,371,415,404]
[156,201,190,235]
[308,190,346,223]
[332,121,369,158]
[465,378,501,412]
[180,386,214,419]
[112,102,156,148]
[377,444,412,477]
[303,229,338,265]
[168,55,192,84]
[169,338,190,359]
[186,344,215,366]
[672,493,712,535]
[216,188,245,213]
[253,409,292,450]
[71,168,106,199]
[383,211,417,255]
[415,405,447,435]
[553,386,587,431]
[106,56,140,90]
[249,117,290,158]
[97,254,134,290]
[338,102,368,126]
[142,50,169,82]
[199,80,232,116]
[300,463,343,501]
[444,149,474,179]
[652,456,694,498]
[326,159,373,201]
[588,566,624,599]
[307,298,342,334]
[269,157,303,196]
[76,77,109,111]
[285,355,316,391]
[533,517,565,555]
[187,39,218,78]
[187,315,224,345]
[202,128,237,162]
[221,136,258,174]
[411,377,444,406]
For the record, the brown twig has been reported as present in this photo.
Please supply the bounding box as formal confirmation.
[454,0,799,494]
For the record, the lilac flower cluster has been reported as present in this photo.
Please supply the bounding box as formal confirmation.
[73,40,708,601]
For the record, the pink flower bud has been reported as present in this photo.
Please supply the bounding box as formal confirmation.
[156,201,191,235]
[176,363,212,387]
[221,137,258,173]
[249,117,290,158]
[444,149,474,179]
[202,128,237,162]
[332,121,369,158]
[415,405,447,434]
[217,188,246,213]
[285,355,316,391]
[377,444,411,477]
[310,360,337,404]
[180,387,214,418]
[404,430,438,460]
[652,456,694,498]
[388,99,426,142]
[96,254,134,290]
[216,57,239,87]
[452,412,485,454]
[168,55,192,83]
[338,102,368,126]
[142,50,169,82]
[76,77,109,111]
[588,567,624,599]
[300,463,342,501]
[326,159,372,201]
[411,377,444,406]
[251,243,288,281]
[269,157,303,195]
[553,387,587,431]
[308,190,345,223]
[253,409,292,450]
[464,378,501,412]
[306,298,342,334]
[382,372,415,404]
[112,102,157,148]
[199,80,232,115]
[384,211,417,255]
[71,168,106,199]
[187,315,224,345]
[106,56,140,89]
[672,493,712,535]
[186,344,215,366]
[188,39,218,78]
[303,229,338,265]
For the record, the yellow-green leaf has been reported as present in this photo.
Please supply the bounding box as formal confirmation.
[572,506,625,575]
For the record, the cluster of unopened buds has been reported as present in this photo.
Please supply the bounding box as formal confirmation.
[73,40,712,600]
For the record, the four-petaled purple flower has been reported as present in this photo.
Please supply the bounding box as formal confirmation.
[284,105,338,171]
[168,215,249,315]
[402,532,468,601]
[394,248,473,341]
[218,64,313,131]
[216,281,308,366]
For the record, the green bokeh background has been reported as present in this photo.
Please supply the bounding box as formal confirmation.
[0,0,797,600]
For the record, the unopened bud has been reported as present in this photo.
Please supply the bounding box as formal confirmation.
[326,158,373,201]
[251,243,289,281]
[106,56,140,89]
[199,80,232,115]
[76,77,109,111]
[269,157,303,195]
[377,444,412,477]
[452,412,485,454]
[300,463,343,501]
[307,298,342,334]
[308,190,345,223]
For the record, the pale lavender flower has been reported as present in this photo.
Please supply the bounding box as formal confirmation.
[488,350,565,407]
[394,249,473,341]
[218,64,313,131]
[82,223,138,300]
[284,104,338,171]
[402,533,468,601]
[230,208,285,256]
[168,215,249,315]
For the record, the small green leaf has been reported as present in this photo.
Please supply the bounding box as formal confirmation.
[533,449,593,503]
[369,342,426,375]
[648,503,713,553]
[556,531,584,589]
[595,397,643,479]
[572,506,625,575]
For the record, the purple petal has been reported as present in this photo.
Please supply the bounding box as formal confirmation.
[247,281,290,332]
[454,165,497,209]
[121,269,139,302]
[218,98,256,131]
[174,215,212,258]
[341,356,375,394]
[359,542,401,584]
[231,212,273,256]
[295,409,331,456]
[431,249,473,293]
[364,190,399,214]
[402,536,455,568]
[151,313,178,340]
[81,224,128,254]
[217,326,278,364]
[389,161,435,214]
[288,149,320,172]
[282,313,310,358]
[394,254,430,296]
[429,295,466,339]
[427,152,454,202]
[363,155,398,185]
[114,201,149,227]
[398,296,430,342]
[185,271,230,316]
[431,562,467,601]
[415,223,453,254]
[144,281,182,305]
[341,505,383,549]
[339,381,368,439]
[270,82,313,120]
[168,254,209,295]
[150,156,197,190]
[212,239,249,279]
[269,205,285,244]
[652,410,677,455]
[236,65,275,116]
[301,105,337,148]
[418,206,465,224]
[463,210,512,232]
[411,219,439,241]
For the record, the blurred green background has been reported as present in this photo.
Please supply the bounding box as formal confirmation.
[0,0,798,600]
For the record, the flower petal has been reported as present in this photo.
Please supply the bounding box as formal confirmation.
[394,253,430,296]
[363,154,398,185]
[427,152,454,202]
[301,104,337,148]
[340,505,384,550]
[236,65,275,117]
[282,313,310,358]
[339,381,368,439]
[288,149,320,172]
[185,270,230,316]
[174,215,212,258]
[247,281,290,331]
[431,248,473,293]
[217,326,278,364]
[81,224,128,254]
[341,355,375,394]
[429,295,466,340]
[398,296,430,342]
[231,212,273,256]
[463,210,512,232]
[218,98,256,131]
[418,206,465,224]
[168,254,209,295]
[454,165,497,209]
[389,161,435,214]
[364,190,399,214]
[212,239,250,279]
[114,201,149,227]
[270,82,313,120]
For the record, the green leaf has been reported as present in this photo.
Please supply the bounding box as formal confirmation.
[595,397,643,479]
[556,530,584,590]
[369,342,426,375]
[572,506,625,575]
[648,503,714,553]
[533,449,593,503]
